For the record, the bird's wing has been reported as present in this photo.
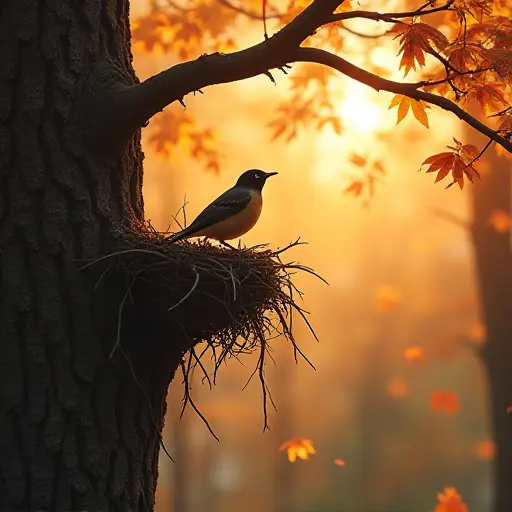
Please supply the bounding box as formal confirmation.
[184,187,252,235]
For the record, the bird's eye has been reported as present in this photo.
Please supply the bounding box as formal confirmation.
[255,173,260,178]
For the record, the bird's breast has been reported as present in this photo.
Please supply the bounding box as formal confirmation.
[195,190,263,241]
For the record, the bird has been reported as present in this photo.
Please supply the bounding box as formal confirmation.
[168,169,278,244]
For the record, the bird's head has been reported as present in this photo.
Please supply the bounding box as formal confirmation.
[235,169,278,191]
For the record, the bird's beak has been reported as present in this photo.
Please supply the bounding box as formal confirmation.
[264,171,278,179]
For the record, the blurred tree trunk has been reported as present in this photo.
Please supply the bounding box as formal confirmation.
[470,141,512,512]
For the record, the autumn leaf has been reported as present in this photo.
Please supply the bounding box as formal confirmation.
[344,180,364,197]
[386,378,408,399]
[279,437,316,463]
[333,458,346,467]
[435,486,468,512]
[469,82,509,115]
[388,95,430,127]
[376,286,401,311]
[421,138,482,189]
[488,209,512,232]
[430,391,460,415]
[392,21,449,76]
[473,439,495,459]
[403,346,426,363]
[467,321,487,345]
[349,153,367,167]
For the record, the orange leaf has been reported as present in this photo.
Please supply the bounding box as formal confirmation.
[473,439,495,460]
[345,180,364,197]
[397,96,411,124]
[488,209,512,233]
[430,391,460,415]
[386,378,408,399]
[279,437,316,463]
[410,99,430,128]
[376,286,401,311]
[333,458,346,467]
[467,321,487,345]
[403,346,426,363]
[435,487,468,512]
[349,153,367,167]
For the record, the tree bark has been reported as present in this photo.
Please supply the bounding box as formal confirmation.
[470,148,512,512]
[0,2,172,510]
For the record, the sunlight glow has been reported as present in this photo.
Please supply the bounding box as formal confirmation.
[336,83,385,135]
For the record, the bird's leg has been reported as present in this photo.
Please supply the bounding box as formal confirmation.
[219,240,237,250]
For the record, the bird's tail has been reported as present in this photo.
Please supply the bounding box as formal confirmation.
[167,226,194,243]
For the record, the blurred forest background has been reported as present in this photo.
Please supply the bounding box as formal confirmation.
[129,0,509,510]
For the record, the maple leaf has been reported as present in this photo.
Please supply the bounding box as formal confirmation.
[279,437,316,463]
[388,95,430,128]
[344,180,364,197]
[132,13,170,53]
[349,153,367,167]
[473,439,495,459]
[467,321,487,345]
[421,138,481,189]
[488,209,512,232]
[435,486,468,512]
[376,286,401,311]
[469,82,509,115]
[403,346,426,363]
[392,21,449,76]
[430,391,460,415]
[386,378,408,399]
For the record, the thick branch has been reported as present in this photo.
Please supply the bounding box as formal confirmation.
[294,48,512,154]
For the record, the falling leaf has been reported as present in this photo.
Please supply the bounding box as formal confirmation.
[279,437,316,463]
[386,378,408,399]
[376,286,401,311]
[333,458,346,467]
[345,180,364,197]
[467,322,487,346]
[435,486,468,512]
[430,391,460,415]
[349,153,367,167]
[488,209,512,233]
[403,346,426,363]
[473,439,495,460]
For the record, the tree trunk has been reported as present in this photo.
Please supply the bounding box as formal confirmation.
[470,143,512,512]
[0,2,174,510]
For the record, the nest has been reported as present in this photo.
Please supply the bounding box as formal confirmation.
[86,220,325,433]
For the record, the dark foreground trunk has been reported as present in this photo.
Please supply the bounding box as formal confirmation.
[0,2,175,510]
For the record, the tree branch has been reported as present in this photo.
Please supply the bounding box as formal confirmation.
[88,0,512,159]
[293,48,512,153]
[330,0,456,24]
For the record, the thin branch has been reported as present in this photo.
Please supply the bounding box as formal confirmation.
[216,0,281,21]
[330,0,456,23]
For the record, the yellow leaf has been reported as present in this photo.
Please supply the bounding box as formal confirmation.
[397,96,411,124]
[411,99,429,128]
[388,94,404,110]
[279,437,316,463]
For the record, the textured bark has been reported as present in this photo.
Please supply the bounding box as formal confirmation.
[470,150,512,512]
[0,1,175,510]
